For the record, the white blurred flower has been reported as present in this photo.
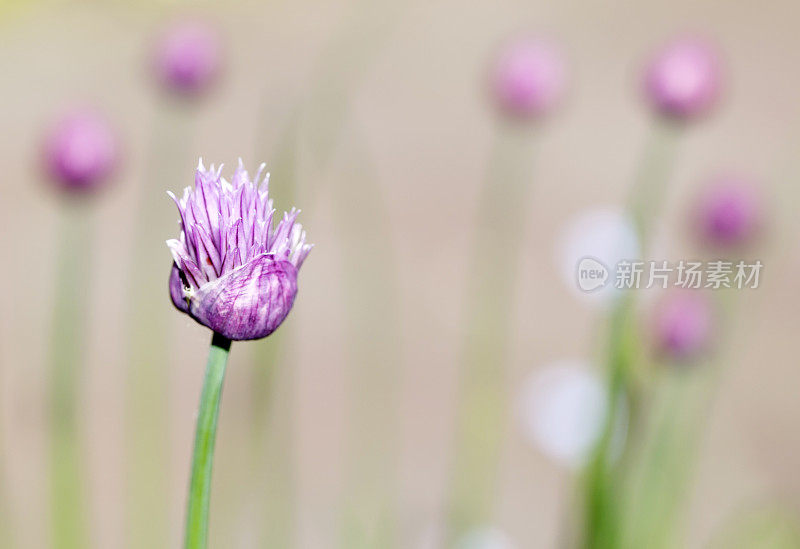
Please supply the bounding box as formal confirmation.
[456,528,516,549]
[518,360,626,469]
[557,208,640,308]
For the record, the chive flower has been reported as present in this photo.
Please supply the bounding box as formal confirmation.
[167,159,312,340]
[154,21,222,95]
[489,36,567,120]
[696,175,761,248]
[653,292,713,361]
[43,108,118,193]
[644,37,722,120]
[171,161,312,547]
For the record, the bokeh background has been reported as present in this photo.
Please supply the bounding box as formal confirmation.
[1,0,799,547]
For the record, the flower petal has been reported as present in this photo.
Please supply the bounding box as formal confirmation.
[169,262,190,313]
[189,254,298,340]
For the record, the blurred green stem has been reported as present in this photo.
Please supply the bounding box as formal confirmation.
[48,202,94,549]
[628,122,680,251]
[246,4,405,542]
[445,127,538,545]
[621,371,706,549]
[582,293,637,549]
[184,333,231,549]
[336,129,401,549]
[0,469,10,549]
[0,329,11,546]
[707,504,800,549]
[581,121,679,549]
[126,104,192,549]
[299,0,405,180]
[246,106,300,549]
[249,330,295,548]
[620,289,739,548]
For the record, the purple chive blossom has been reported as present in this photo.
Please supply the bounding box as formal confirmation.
[654,292,713,361]
[644,37,722,120]
[167,160,312,340]
[696,175,761,248]
[43,109,118,193]
[154,21,221,95]
[489,37,567,120]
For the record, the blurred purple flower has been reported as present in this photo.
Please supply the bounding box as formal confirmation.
[696,175,761,248]
[154,21,221,95]
[167,160,312,340]
[490,37,567,120]
[43,109,118,193]
[644,37,722,120]
[654,291,713,360]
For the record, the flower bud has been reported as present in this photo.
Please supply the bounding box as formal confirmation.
[154,21,221,95]
[489,37,567,120]
[167,160,312,340]
[167,160,311,340]
[644,37,722,120]
[653,292,713,361]
[696,175,761,248]
[43,109,118,193]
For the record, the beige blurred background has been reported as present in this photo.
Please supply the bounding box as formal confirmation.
[1,0,799,547]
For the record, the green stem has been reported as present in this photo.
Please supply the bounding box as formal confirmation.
[336,128,401,549]
[300,0,405,177]
[184,333,232,549]
[48,203,93,549]
[126,104,192,549]
[445,127,538,544]
[621,289,741,549]
[628,121,680,251]
[582,293,637,549]
[581,121,680,549]
[622,373,700,549]
[249,332,295,548]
